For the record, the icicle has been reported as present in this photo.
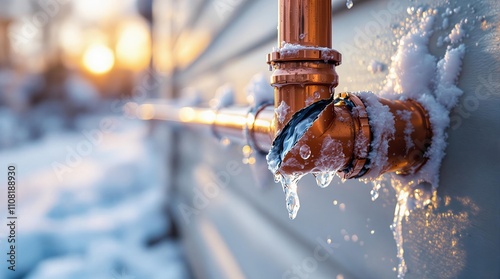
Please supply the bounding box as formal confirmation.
[276,173,304,219]
[313,172,335,188]
[391,190,409,279]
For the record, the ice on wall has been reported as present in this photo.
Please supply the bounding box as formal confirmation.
[376,7,466,187]
[267,3,470,278]
[356,5,468,278]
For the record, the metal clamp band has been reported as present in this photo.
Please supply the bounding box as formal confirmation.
[335,92,372,179]
[244,102,273,154]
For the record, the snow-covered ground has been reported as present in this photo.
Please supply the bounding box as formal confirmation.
[0,114,191,279]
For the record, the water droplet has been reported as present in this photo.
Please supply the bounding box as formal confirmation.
[314,172,335,188]
[346,0,353,9]
[276,173,303,219]
[299,144,311,159]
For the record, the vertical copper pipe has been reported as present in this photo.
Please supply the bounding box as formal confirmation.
[268,0,341,134]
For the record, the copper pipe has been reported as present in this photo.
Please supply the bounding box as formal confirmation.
[271,92,431,178]
[137,103,274,151]
[268,0,341,134]
[266,0,432,178]
[139,0,433,180]
[278,0,332,47]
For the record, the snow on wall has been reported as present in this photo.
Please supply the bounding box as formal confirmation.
[355,5,470,278]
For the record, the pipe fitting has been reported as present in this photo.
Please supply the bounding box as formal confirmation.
[267,0,341,135]
[267,92,432,180]
[266,0,432,181]
[137,0,433,186]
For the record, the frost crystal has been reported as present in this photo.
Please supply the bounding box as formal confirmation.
[275,101,290,124]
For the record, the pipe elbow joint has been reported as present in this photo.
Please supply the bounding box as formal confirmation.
[268,93,432,181]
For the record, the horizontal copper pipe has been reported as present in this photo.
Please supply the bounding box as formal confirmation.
[137,103,274,151]
[271,93,432,179]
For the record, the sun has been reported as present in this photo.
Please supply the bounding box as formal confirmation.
[82,44,115,75]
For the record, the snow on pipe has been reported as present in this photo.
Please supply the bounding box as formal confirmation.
[267,0,432,205]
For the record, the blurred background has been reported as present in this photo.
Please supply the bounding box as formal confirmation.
[0,0,191,278]
[0,0,499,279]
[0,0,155,143]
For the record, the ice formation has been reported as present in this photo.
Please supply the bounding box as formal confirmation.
[360,6,467,278]
[267,99,333,219]
[267,4,469,278]
[275,100,290,124]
